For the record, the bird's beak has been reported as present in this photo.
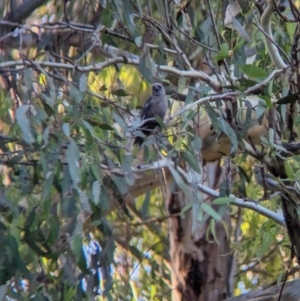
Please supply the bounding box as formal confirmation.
[153,85,160,92]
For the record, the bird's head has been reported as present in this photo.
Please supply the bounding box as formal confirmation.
[152,83,165,96]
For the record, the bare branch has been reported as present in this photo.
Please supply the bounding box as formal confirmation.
[131,159,285,226]
[0,57,222,92]
[169,68,286,120]
[261,0,289,68]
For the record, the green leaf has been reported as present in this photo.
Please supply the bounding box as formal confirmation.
[168,164,191,200]
[138,52,156,83]
[40,94,55,112]
[219,118,238,153]
[62,123,70,137]
[286,23,297,39]
[185,87,195,104]
[99,184,110,211]
[237,78,258,89]
[181,201,192,215]
[112,112,127,129]
[82,120,102,142]
[42,168,55,200]
[66,140,81,184]
[16,105,35,144]
[205,103,237,154]
[123,0,139,38]
[181,151,201,173]
[63,286,76,301]
[212,197,235,205]
[98,123,114,130]
[91,164,101,181]
[121,152,134,186]
[24,68,33,92]
[69,84,82,103]
[90,220,102,226]
[79,74,87,92]
[208,219,220,244]
[92,180,101,205]
[232,18,251,42]
[112,0,124,22]
[201,203,221,221]
[284,161,295,180]
[135,36,142,47]
[214,43,229,60]
[141,191,150,219]
[239,65,267,79]
[75,185,91,213]
[111,175,128,195]
[192,136,202,151]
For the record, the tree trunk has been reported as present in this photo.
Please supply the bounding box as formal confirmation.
[167,161,233,301]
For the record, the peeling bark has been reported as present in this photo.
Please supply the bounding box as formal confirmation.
[167,162,232,301]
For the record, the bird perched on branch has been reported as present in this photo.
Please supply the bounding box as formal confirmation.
[253,165,299,205]
[134,83,168,146]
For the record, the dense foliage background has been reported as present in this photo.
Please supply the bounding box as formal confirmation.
[1,0,300,300]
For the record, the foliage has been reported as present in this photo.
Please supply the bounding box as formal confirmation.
[0,0,300,300]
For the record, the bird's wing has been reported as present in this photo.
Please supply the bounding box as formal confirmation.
[141,96,154,120]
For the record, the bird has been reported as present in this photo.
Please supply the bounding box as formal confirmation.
[134,83,168,146]
[253,165,300,205]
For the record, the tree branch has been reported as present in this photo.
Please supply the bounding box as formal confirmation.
[0,57,222,92]
[130,159,285,226]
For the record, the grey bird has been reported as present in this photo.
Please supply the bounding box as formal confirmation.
[134,83,167,146]
[253,165,299,204]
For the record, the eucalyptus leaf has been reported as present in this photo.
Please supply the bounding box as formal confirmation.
[66,140,81,184]
[202,203,221,221]
[167,163,192,201]
[112,0,124,22]
[232,18,251,42]
[63,123,70,137]
[284,161,295,181]
[214,43,229,60]
[75,184,91,214]
[219,119,238,153]
[181,151,201,173]
[212,197,235,205]
[141,191,150,219]
[70,84,82,103]
[239,65,267,79]
[138,52,154,83]
[111,175,128,195]
[192,136,202,151]
[123,0,139,38]
[181,201,193,215]
[82,120,102,142]
[79,74,87,92]
[112,112,127,130]
[24,68,33,92]
[92,181,101,205]
[16,105,35,144]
